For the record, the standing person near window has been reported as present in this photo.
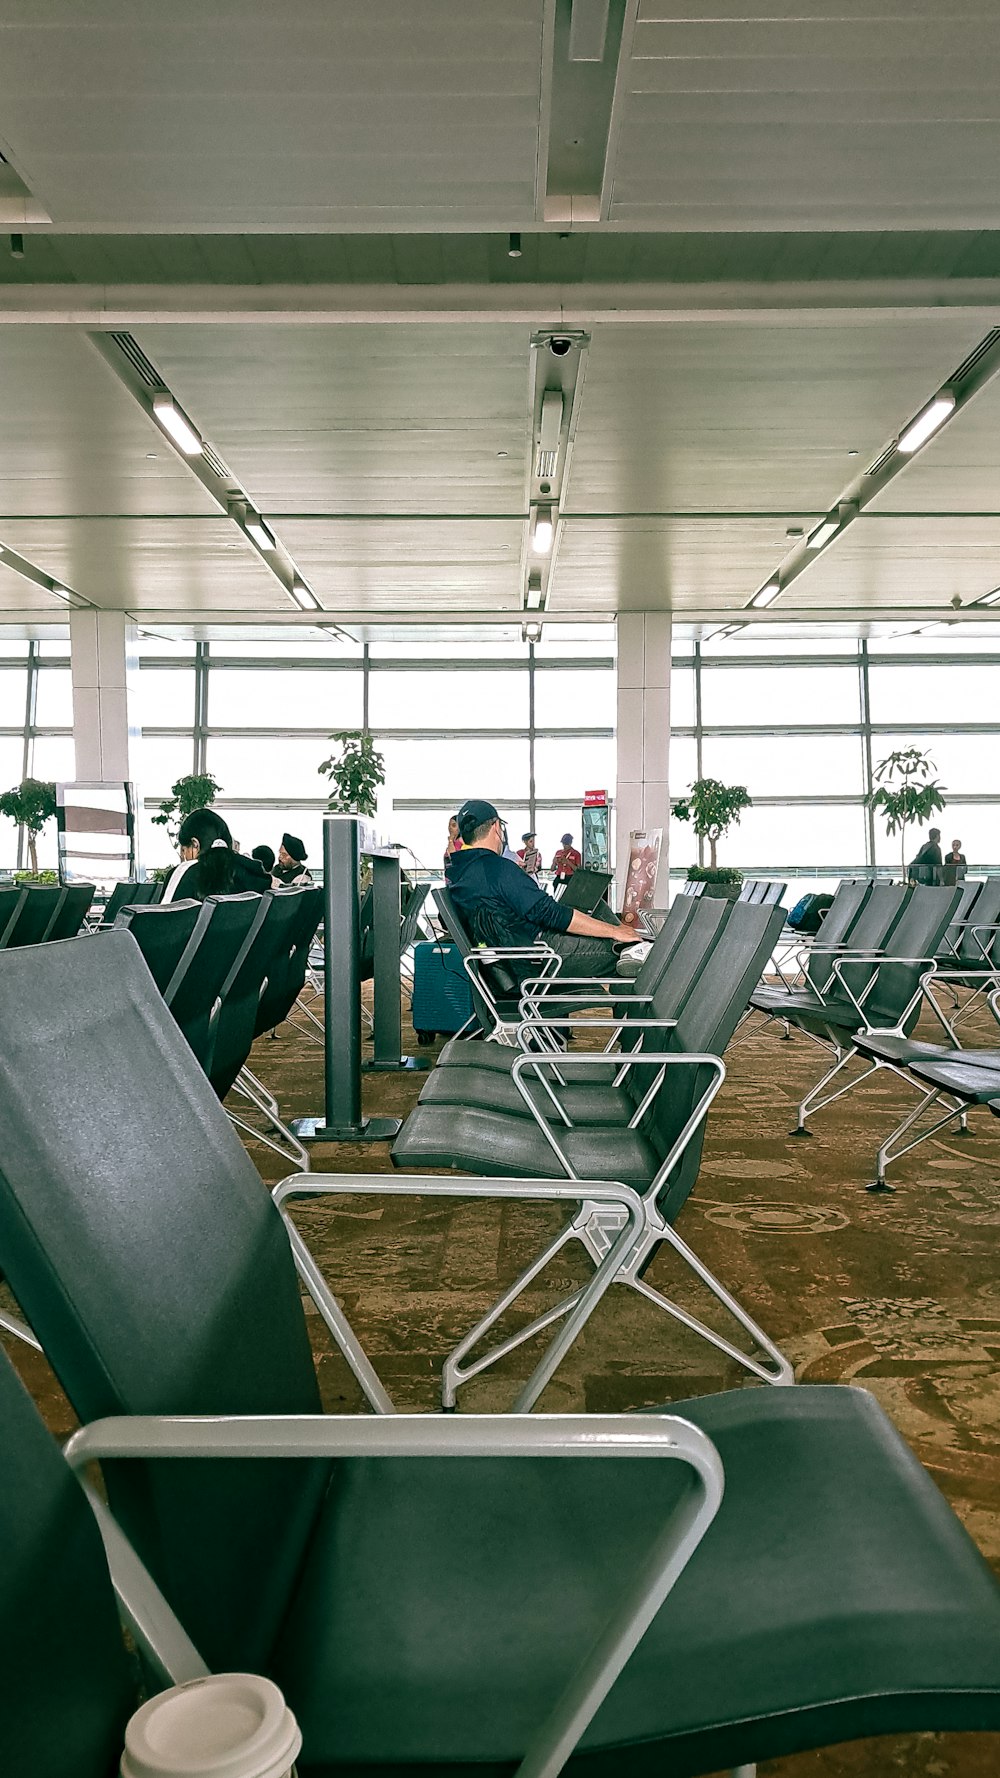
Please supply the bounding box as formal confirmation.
[551,832,582,884]
[908,827,943,885]
[942,838,967,885]
[517,831,541,876]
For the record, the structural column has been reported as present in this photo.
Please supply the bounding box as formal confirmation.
[70,609,141,781]
[615,613,671,900]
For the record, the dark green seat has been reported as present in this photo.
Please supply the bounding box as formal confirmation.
[394,901,781,1227]
[750,878,871,1015]
[0,1344,135,1777]
[425,894,728,1111]
[1,933,1000,1774]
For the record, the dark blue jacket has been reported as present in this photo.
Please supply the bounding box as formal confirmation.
[447,846,573,947]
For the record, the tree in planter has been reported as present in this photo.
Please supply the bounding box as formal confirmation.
[0,778,57,875]
[868,747,946,880]
[318,731,385,817]
[152,772,224,845]
[672,777,752,874]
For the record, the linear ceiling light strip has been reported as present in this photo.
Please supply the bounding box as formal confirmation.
[743,327,1000,617]
[87,331,350,636]
[0,540,93,609]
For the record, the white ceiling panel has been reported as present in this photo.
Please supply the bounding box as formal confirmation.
[133,324,530,516]
[0,329,218,518]
[868,372,1000,514]
[783,515,1000,609]
[0,518,285,612]
[550,516,795,611]
[279,516,525,611]
[565,319,984,515]
[0,2,545,230]
[610,4,1000,228]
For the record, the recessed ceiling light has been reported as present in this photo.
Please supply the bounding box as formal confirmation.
[897,390,955,455]
[48,582,72,602]
[805,516,840,551]
[975,586,1000,607]
[151,391,202,456]
[530,509,555,554]
[496,449,508,459]
[244,512,276,552]
[289,577,321,611]
[749,578,781,609]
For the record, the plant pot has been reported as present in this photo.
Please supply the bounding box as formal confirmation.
[686,870,743,901]
[702,880,741,900]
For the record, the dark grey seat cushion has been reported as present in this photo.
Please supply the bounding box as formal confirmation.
[280,1385,1000,1775]
[391,1101,658,1187]
[417,1061,635,1124]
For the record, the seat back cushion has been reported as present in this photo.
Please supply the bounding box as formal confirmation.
[0,930,329,1675]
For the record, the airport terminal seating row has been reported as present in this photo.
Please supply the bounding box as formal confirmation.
[1,931,1000,1776]
[0,879,95,947]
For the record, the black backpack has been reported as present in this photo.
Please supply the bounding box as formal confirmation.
[786,892,833,933]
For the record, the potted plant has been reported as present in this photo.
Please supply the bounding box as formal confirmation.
[318,731,385,817]
[868,747,946,880]
[673,777,752,898]
[152,772,224,845]
[0,778,57,876]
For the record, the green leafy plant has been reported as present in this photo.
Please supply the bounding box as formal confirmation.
[686,864,743,885]
[673,778,752,871]
[868,747,946,878]
[152,772,224,844]
[0,778,57,874]
[13,867,58,885]
[318,731,385,818]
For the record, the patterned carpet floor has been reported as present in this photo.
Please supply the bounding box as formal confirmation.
[7,981,1000,1775]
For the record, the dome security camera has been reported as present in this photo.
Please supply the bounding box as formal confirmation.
[548,337,573,356]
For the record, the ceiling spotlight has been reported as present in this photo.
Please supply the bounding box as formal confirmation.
[48,582,72,603]
[289,577,321,611]
[897,389,956,455]
[805,515,840,551]
[244,512,276,552]
[152,391,203,457]
[530,509,555,554]
[749,578,781,609]
[508,231,522,258]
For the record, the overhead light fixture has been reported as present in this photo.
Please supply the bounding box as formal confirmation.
[525,574,543,611]
[714,622,746,640]
[151,391,203,457]
[535,390,564,479]
[805,515,840,551]
[522,620,543,644]
[749,577,781,609]
[897,389,956,455]
[48,581,72,603]
[289,577,321,611]
[975,586,1000,607]
[244,512,276,552]
[508,231,522,258]
[530,508,555,554]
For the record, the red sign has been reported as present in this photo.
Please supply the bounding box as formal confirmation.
[583,788,607,806]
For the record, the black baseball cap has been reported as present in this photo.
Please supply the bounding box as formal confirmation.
[456,798,499,841]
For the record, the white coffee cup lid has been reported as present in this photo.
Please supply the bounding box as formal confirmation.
[121,1673,302,1778]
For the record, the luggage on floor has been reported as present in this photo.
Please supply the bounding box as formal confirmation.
[411,940,475,1042]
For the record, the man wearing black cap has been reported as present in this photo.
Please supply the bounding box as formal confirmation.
[273,833,312,886]
[447,799,631,976]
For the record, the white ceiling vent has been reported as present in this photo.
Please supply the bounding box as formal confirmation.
[534,390,564,479]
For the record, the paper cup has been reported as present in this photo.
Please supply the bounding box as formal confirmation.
[121,1673,302,1778]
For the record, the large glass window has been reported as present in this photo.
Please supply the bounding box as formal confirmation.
[208,669,362,730]
[700,664,860,727]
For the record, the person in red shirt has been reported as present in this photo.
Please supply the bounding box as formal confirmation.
[551,833,582,883]
[517,831,541,876]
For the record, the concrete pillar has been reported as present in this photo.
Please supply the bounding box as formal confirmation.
[616,613,671,900]
[70,609,141,781]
